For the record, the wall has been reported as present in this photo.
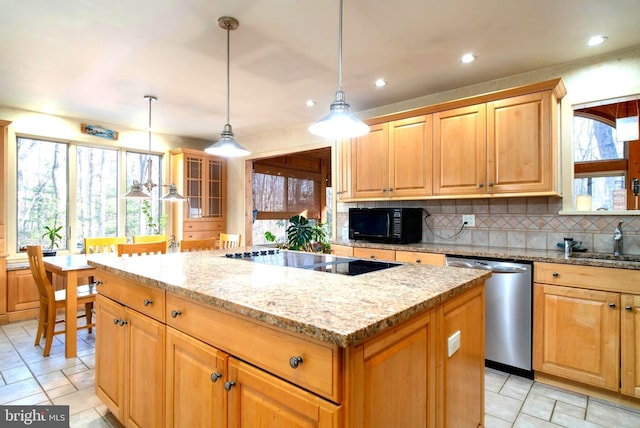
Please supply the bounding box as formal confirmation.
[228,46,640,254]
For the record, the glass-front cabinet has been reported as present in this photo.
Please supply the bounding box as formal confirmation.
[171,148,226,241]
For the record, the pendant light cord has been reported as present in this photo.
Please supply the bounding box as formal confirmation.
[226,21,231,125]
[337,0,343,93]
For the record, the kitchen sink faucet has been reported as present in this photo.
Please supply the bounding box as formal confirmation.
[614,221,623,256]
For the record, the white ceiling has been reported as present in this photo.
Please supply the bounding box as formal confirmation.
[1,0,639,141]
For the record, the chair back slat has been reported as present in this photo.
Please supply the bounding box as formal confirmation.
[84,236,127,254]
[219,233,241,249]
[26,245,55,306]
[118,241,167,257]
[180,238,217,252]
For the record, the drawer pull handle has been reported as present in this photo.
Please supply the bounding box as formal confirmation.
[415,259,421,264]
[143,299,153,306]
[171,310,182,318]
[552,272,559,277]
[626,306,633,311]
[93,280,103,286]
[289,356,303,369]
[370,255,375,259]
[210,372,222,382]
[224,381,236,391]
[119,319,128,326]
[608,303,616,308]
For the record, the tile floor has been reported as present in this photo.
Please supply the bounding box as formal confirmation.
[1,318,640,427]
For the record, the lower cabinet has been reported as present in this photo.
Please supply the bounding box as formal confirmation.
[621,294,640,398]
[395,250,446,266]
[95,295,166,427]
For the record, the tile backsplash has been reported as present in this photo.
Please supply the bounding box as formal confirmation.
[336,197,640,255]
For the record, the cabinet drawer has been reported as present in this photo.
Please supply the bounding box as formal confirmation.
[165,293,341,402]
[183,231,221,240]
[395,250,445,266]
[96,271,165,322]
[330,244,353,257]
[184,221,225,232]
[534,262,640,293]
[353,247,395,261]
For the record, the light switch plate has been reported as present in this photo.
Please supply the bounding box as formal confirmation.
[447,330,461,357]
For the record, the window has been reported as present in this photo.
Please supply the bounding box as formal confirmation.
[125,151,162,237]
[17,138,68,251]
[76,146,119,247]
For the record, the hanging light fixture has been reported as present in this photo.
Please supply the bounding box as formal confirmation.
[309,0,369,140]
[205,16,250,158]
[123,95,186,201]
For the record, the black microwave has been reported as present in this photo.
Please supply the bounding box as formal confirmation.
[349,208,422,244]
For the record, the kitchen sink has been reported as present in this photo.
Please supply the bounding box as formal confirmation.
[569,252,640,263]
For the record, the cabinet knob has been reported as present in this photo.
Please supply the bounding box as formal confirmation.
[224,381,236,392]
[488,182,494,187]
[210,372,222,382]
[552,272,559,277]
[388,188,394,192]
[370,255,376,259]
[93,280,103,286]
[119,319,128,326]
[608,302,616,308]
[171,310,182,318]
[415,259,422,263]
[289,356,303,369]
[113,318,120,325]
[626,306,633,311]
[381,188,387,193]
[478,183,484,188]
[143,299,153,306]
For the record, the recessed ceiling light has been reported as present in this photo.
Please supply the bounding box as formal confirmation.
[306,99,316,107]
[460,53,476,64]
[375,78,387,88]
[587,35,608,46]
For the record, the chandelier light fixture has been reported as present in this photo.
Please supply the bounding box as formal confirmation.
[205,16,250,158]
[123,95,186,201]
[308,0,369,140]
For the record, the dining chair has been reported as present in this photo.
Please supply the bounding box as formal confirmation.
[218,233,241,249]
[27,245,97,357]
[180,238,217,252]
[133,234,168,244]
[117,241,167,257]
[84,236,127,254]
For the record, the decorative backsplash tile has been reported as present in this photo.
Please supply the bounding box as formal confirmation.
[337,196,640,255]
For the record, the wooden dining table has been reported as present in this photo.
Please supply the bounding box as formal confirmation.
[43,254,96,358]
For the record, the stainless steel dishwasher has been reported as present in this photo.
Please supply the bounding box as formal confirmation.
[446,255,533,378]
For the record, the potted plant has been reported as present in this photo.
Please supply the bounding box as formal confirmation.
[41,223,63,256]
[265,215,330,253]
[141,199,167,235]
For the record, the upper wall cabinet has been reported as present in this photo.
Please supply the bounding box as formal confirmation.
[350,115,432,200]
[338,79,566,201]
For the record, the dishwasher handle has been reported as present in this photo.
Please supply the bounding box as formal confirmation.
[490,266,528,274]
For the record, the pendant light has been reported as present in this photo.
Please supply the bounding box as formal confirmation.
[205,17,250,158]
[123,95,186,201]
[309,0,369,140]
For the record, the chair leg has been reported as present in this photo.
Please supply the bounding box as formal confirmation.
[85,302,94,333]
[34,304,46,346]
[43,306,56,357]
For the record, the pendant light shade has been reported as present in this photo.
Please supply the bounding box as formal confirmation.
[309,0,369,140]
[160,183,187,201]
[205,17,250,158]
[122,180,151,199]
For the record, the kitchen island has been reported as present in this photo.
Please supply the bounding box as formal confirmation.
[89,248,490,428]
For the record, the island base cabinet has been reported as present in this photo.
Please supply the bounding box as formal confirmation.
[166,327,228,428]
[533,284,620,391]
[622,294,640,398]
[95,295,166,428]
[226,357,341,428]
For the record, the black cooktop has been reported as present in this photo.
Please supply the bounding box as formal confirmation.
[224,249,400,276]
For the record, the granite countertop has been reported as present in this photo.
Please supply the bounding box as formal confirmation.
[87,248,490,348]
[333,240,640,271]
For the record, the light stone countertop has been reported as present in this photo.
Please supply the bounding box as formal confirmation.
[87,248,490,348]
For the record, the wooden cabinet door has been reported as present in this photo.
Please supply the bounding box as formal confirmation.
[204,157,225,220]
[351,123,389,199]
[433,104,486,195]
[185,153,205,219]
[621,294,640,398]
[7,269,39,311]
[95,295,126,421]
[124,307,166,428]
[487,91,552,193]
[336,139,352,201]
[226,357,340,428]
[533,284,620,391]
[439,285,485,428]
[388,115,432,198]
[166,327,227,428]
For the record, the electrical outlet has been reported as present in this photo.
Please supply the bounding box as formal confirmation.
[447,330,461,357]
[462,214,475,227]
